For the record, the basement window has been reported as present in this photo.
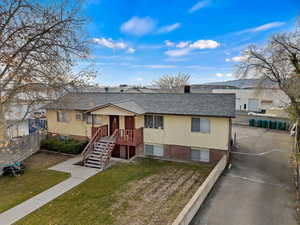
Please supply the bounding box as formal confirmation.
[191,148,210,162]
[144,144,164,157]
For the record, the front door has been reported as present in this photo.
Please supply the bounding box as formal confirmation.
[125,116,135,130]
[109,115,119,135]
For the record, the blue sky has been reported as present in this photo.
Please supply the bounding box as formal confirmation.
[82,0,299,86]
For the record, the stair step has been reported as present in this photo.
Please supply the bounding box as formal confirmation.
[85,163,102,169]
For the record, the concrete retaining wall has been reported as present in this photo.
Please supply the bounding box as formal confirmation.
[172,155,227,225]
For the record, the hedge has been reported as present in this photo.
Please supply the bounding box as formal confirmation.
[41,139,88,154]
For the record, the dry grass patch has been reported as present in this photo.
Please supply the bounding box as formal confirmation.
[15,158,213,225]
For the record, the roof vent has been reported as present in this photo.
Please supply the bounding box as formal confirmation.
[184,85,191,93]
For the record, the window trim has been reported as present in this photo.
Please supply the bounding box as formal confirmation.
[57,111,68,123]
[144,144,164,157]
[190,148,210,162]
[191,117,211,133]
[144,114,164,129]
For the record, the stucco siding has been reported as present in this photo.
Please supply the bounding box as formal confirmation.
[142,115,230,150]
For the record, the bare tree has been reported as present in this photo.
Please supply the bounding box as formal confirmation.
[0,0,95,146]
[237,18,300,120]
[153,73,190,89]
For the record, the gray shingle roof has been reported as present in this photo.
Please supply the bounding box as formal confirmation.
[44,92,236,117]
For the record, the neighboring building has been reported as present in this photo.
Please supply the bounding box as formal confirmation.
[188,79,289,112]
[212,88,289,112]
[44,92,235,164]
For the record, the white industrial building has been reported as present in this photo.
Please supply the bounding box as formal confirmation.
[212,88,289,112]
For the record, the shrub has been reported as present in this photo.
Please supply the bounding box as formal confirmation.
[41,139,88,154]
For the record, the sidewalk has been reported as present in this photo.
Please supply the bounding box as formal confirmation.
[0,156,101,225]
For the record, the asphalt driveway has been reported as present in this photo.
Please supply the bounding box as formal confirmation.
[190,125,298,225]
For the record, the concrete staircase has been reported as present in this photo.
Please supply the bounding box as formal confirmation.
[84,138,116,170]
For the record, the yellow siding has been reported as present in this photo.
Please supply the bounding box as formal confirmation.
[91,105,135,116]
[47,110,109,138]
[47,109,230,150]
[138,115,230,150]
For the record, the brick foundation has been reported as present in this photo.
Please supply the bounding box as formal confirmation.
[164,144,191,161]
[137,142,227,164]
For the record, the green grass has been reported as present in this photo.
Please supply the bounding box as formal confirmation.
[0,152,70,213]
[14,158,213,225]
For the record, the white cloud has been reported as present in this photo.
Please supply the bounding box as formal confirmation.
[165,40,175,47]
[190,40,220,49]
[165,48,191,57]
[92,38,135,54]
[126,47,136,54]
[157,22,181,34]
[164,39,220,57]
[93,38,127,49]
[216,73,224,77]
[238,22,285,34]
[176,41,190,48]
[189,0,211,13]
[120,17,156,36]
[225,55,247,62]
[226,73,233,77]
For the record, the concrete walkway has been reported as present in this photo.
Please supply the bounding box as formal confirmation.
[0,156,101,225]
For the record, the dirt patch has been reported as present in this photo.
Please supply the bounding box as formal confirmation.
[23,151,73,169]
[112,165,207,225]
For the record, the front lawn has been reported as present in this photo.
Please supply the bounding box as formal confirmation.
[0,151,71,213]
[15,158,213,225]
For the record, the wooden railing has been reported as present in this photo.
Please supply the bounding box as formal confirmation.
[101,129,118,170]
[81,125,108,163]
[116,127,143,146]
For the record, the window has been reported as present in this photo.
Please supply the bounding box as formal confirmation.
[57,111,68,123]
[86,114,93,124]
[144,115,163,129]
[191,118,210,133]
[144,144,164,157]
[93,115,101,125]
[75,112,83,120]
[86,114,101,125]
[191,149,210,162]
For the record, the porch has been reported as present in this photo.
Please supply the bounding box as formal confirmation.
[90,124,143,160]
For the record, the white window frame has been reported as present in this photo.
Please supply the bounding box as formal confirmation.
[144,115,164,129]
[75,112,83,121]
[57,111,68,123]
[191,117,211,133]
[191,148,210,162]
[144,144,164,157]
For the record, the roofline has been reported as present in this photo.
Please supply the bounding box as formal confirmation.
[45,107,235,118]
[85,103,139,115]
[144,112,235,118]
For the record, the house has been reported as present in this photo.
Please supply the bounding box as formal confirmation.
[44,92,235,168]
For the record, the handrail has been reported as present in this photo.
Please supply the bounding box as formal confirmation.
[100,129,119,169]
[81,125,108,163]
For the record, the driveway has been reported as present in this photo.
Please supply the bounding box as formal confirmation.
[190,125,298,225]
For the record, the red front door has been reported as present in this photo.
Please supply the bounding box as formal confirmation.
[125,116,135,130]
[109,115,119,135]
